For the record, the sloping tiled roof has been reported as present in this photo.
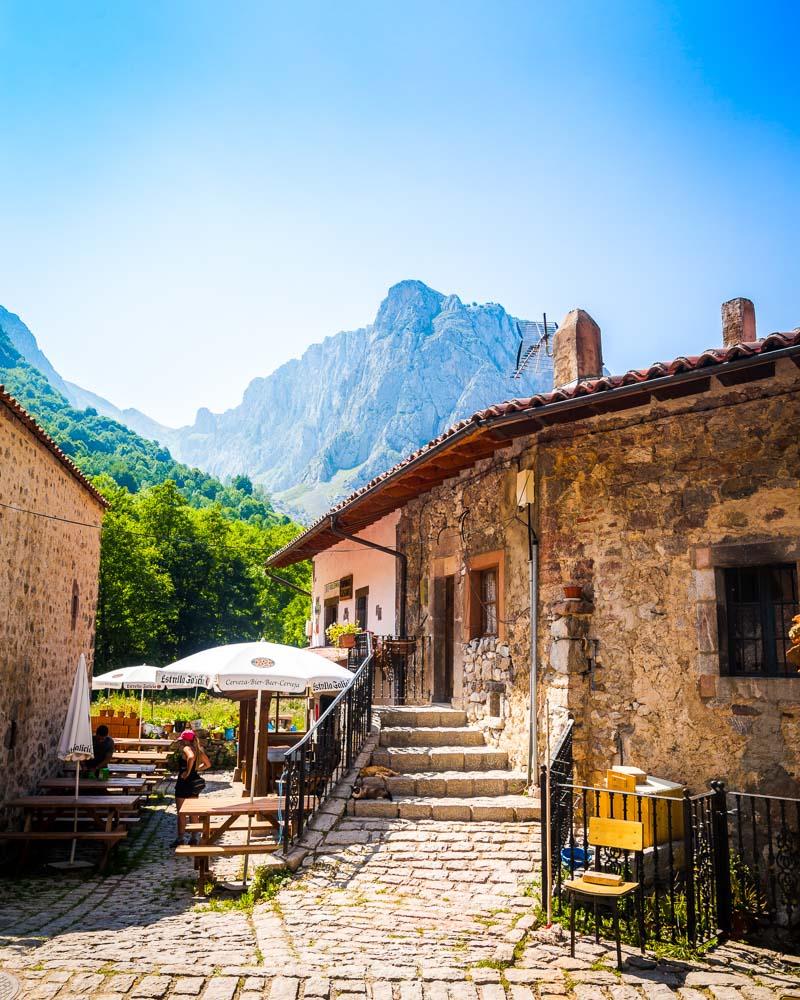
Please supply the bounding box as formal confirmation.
[267,329,800,567]
[0,385,109,508]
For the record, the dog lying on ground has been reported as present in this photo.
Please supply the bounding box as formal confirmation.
[360,765,399,778]
[352,765,398,801]
[352,775,393,800]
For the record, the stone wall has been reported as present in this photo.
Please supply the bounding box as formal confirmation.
[0,401,105,811]
[398,447,535,770]
[398,356,800,794]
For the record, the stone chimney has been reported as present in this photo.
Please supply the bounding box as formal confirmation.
[721,297,756,347]
[552,309,603,388]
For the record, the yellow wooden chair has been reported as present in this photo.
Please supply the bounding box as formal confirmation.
[563,816,646,969]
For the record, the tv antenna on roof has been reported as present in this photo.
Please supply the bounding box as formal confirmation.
[512,313,557,379]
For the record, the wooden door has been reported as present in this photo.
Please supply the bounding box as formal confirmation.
[433,575,455,702]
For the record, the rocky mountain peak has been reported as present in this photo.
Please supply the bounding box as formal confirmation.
[373,280,446,338]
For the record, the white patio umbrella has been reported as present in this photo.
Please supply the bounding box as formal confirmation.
[159,642,354,882]
[158,641,352,695]
[92,664,196,737]
[55,654,94,869]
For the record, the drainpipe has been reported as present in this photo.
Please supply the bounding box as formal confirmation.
[526,502,539,787]
[328,517,407,637]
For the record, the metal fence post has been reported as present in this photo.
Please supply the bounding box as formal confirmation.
[682,789,697,945]
[710,780,733,940]
[540,763,549,910]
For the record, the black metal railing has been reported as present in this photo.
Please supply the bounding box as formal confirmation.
[374,636,418,705]
[278,634,374,851]
[541,720,574,895]
[728,788,800,945]
[545,773,800,950]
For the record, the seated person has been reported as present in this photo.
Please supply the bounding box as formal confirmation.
[85,724,115,772]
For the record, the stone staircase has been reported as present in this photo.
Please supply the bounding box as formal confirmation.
[348,705,540,822]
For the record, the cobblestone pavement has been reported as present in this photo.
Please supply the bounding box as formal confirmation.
[1,777,798,1000]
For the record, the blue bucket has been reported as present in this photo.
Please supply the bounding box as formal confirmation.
[224,727,235,740]
[561,846,593,869]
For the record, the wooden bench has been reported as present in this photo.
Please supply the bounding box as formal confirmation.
[185,820,275,834]
[0,829,127,871]
[175,842,280,895]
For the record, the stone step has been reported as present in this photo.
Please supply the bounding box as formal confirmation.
[384,770,528,797]
[347,794,540,822]
[376,706,468,728]
[379,726,486,748]
[372,744,509,773]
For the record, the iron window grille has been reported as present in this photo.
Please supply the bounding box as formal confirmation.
[480,568,498,637]
[723,563,798,677]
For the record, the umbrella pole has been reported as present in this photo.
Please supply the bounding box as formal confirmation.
[139,688,145,740]
[243,689,262,888]
[70,760,79,865]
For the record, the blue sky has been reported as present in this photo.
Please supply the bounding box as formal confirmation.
[0,1,797,426]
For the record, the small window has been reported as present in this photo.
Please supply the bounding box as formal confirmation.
[723,564,798,677]
[479,568,498,637]
[71,582,80,631]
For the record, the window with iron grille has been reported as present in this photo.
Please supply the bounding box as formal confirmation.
[480,568,498,637]
[723,564,799,677]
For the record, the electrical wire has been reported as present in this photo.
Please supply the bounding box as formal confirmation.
[0,499,103,530]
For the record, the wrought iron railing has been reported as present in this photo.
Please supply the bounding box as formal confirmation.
[545,774,800,950]
[727,788,800,946]
[277,634,374,851]
[541,719,574,895]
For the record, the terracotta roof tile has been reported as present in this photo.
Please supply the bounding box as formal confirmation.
[267,329,800,566]
[0,385,109,508]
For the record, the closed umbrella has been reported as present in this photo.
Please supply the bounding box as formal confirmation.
[54,654,94,869]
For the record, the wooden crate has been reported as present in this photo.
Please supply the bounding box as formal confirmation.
[594,786,684,848]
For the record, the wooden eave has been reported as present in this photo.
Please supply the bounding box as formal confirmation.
[267,340,800,569]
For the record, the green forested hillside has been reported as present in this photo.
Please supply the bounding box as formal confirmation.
[0,329,276,522]
[0,328,311,666]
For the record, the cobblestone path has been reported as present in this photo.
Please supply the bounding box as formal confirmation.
[1,779,798,1000]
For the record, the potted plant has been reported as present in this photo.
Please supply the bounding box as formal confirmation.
[325,620,362,649]
[563,582,583,600]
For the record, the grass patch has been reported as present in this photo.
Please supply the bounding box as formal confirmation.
[531,898,716,963]
[197,866,292,914]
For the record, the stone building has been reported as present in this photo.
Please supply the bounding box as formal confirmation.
[0,386,107,807]
[268,299,800,794]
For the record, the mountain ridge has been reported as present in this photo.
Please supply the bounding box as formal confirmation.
[0,281,554,521]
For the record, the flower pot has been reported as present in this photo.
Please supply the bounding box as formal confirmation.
[224,727,235,741]
[338,633,357,649]
[163,723,174,734]
[563,584,583,600]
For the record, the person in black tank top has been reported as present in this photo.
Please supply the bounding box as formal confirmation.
[172,729,211,847]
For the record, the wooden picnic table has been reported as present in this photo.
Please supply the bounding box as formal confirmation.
[39,777,147,795]
[5,795,141,833]
[179,795,287,844]
[114,737,177,749]
[105,763,157,775]
[113,750,170,764]
[176,795,297,896]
